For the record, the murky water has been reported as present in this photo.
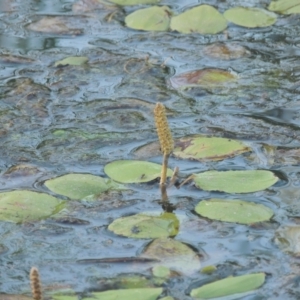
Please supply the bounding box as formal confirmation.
[1,0,300,299]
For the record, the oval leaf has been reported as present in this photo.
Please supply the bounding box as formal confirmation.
[193,170,279,193]
[190,273,265,298]
[284,5,300,14]
[268,0,300,14]
[141,238,201,275]
[125,6,171,31]
[224,7,277,28]
[108,212,179,238]
[45,173,123,200]
[54,56,88,67]
[203,43,250,60]
[84,288,163,300]
[170,5,227,34]
[110,0,159,5]
[195,199,274,224]
[104,160,173,183]
[169,68,237,89]
[173,136,250,161]
[0,190,65,223]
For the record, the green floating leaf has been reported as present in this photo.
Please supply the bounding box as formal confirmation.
[0,295,32,300]
[190,273,265,299]
[110,0,159,5]
[108,212,179,238]
[284,5,300,14]
[83,288,163,300]
[170,5,227,34]
[195,199,274,224]
[268,0,300,14]
[224,7,277,28]
[275,225,300,256]
[104,160,173,183]
[141,238,201,275]
[45,173,123,200]
[173,136,250,161]
[152,265,171,278]
[0,190,65,223]
[53,296,78,300]
[169,68,237,89]
[54,56,88,67]
[193,170,279,193]
[125,6,171,31]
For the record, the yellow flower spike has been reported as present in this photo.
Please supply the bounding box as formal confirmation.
[30,267,43,300]
[154,102,174,187]
[153,102,174,155]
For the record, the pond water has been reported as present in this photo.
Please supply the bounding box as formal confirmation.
[1,0,300,299]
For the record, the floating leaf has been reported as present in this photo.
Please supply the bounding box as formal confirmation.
[27,17,82,35]
[275,226,300,256]
[195,199,274,224]
[169,68,237,89]
[0,295,32,300]
[83,288,163,300]
[268,0,300,14]
[170,5,227,34]
[190,273,265,299]
[152,265,171,278]
[203,43,250,60]
[141,238,201,275]
[99,274,157,289]
[53,296,78,300]
[173,136,250,161]
[279,5,300,14]
[224,7,277,28]
[0,190,65,223]
[54,56,88,67]
[193,170,279,193]
[45,173,123,200]
[125,6,171,31]
[104,160,173,183]
[110,0,159,5]
[108,212,179,238]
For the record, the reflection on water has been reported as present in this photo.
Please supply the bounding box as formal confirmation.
[0,35,56,51]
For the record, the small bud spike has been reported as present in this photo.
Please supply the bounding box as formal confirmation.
[30,267,43,300]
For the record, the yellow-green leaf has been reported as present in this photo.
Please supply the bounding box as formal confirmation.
[108,212,179,238]
[104,160,173,183]
[44,173,123,200]
[268,0,300,14]
[110,0,159,5]
[54,56,88,67]
[125,6,171,31]
[83,288,163,300]
[0,190,65,223]
[173,136,250,161]
[195,199,274,224]
[193,170,278,193]
[224,7,277,28]
[191,273,265,298]
[170,5,227,34]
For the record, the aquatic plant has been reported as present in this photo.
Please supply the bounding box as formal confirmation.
[30,267,43,300]
[153,102,174,199]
